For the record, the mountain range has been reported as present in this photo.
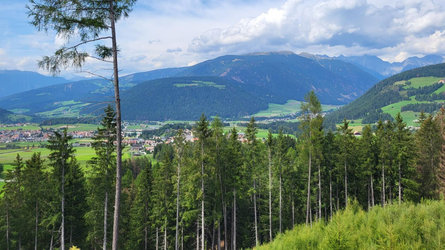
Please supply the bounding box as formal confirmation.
[0,52,443,122]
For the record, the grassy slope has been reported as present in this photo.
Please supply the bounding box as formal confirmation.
[257,200,445,250]
[254,100,341,118]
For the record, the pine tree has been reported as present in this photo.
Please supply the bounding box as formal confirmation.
[338,119,354,206]
[86,105,117,249]
[27,2,137,247]
[300,90,322,225]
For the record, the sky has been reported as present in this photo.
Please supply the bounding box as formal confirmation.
[1,0,445,78]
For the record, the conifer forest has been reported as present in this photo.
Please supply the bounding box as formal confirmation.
[2,92,445,249]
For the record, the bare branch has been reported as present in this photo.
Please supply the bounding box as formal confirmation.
[79,70,112,82]
[65,36,112,51]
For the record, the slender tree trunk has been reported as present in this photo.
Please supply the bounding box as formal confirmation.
[268,146,272,241]
[233,188,236,250]
[382,163,385,207]
[306,149,312,225]
[164,223,167,250]
[211,223,215,250]
[253,179,259,246]
[292,199,295,227]
[61,162,65,250]
[344,161,348,206]
[35,200,39,250]
[176,159,181,250]
[103,191,108,250]
[201,142,205,250]
[279,164,282,233]
[217,222,221,250]
[144,225,148,250]
[223,204,227,250]
[196,218,199,250]
[156,227,159,250]
[6,205,9,250]
[370,175,375,207]
[329,170,333,218]
[318,164,322,221]
[110,1,123,249]
[49,224,54,250]
[398,162,402,204]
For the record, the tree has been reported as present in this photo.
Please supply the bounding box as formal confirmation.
[86,105,117,249]
[27,1,137,248]
[46,129,75,249]
[338,119,354,206]
[300,90,322,225]
[22,153,46,250]
[194,114,211,249]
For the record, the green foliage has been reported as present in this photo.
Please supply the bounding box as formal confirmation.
[258,200,445,250]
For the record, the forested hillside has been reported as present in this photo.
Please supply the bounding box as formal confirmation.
[2,92,445,249]
[325,63,445,127]
[120,76,270,120]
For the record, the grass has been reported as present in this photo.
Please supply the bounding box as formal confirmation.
[403,77,444,89]
[174,80,226,89]
[36,102,90,118]
[257,200,445,250]
[254,100,341,118]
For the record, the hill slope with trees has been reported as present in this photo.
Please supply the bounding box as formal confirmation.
[324,63,445,127]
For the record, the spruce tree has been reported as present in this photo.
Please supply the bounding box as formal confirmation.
[27,2,137,247]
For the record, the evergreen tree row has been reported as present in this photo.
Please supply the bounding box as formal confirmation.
[2,93,445,249]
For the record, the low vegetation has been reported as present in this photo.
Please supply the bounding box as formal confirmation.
[257,200,445,250]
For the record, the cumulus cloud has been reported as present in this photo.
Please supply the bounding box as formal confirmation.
[189,0,445,61]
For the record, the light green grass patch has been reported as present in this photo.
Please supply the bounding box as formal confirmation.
[174,80,225,89]
[434,84,445,94]
[403,77,444,89]
[254,100,341,118]
[381,98,430,118]
[37,103,90,118]
[9,108,30,114]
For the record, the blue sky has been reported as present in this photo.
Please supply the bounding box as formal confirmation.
[1,0,445,78]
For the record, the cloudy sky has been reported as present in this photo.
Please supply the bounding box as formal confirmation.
[1,0,445,78]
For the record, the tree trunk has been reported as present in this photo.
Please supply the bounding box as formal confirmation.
[156,227,159,250]
[329,170,333,218]
[306,149,312,225]
[35,200,39,250]
[268,146,272,241]
[6,205,9,250]
[196,218,199,250]
[292,199,295,228]
[49,224,54,250]
[61,162,65,250]
[371,175,375,207]
[217,222,221,250]
[176,159,181,250]
[253,179,259,246]
[318,164,322,221]
[279,164,282,233]
[164,224,167,250]
[398,162,402,204]
[201,142,205,250]
[382,163,385,207]
[104,191,108,250]
[211,224,215,250]
[344,161,348,206]
[223,204,227,250]
[110,0,123,248]
[144,226,148,250]
[233,188,236,250]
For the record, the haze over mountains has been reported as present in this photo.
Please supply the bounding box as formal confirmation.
[0,52,443,121]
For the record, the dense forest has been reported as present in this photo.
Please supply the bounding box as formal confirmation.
[1,92,445,249]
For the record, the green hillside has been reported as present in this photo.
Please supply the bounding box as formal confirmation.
[258,200,445,250]
[325,63,445,128]
[120,76,270,120]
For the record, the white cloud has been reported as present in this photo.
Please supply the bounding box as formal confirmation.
[189,0,445,61]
